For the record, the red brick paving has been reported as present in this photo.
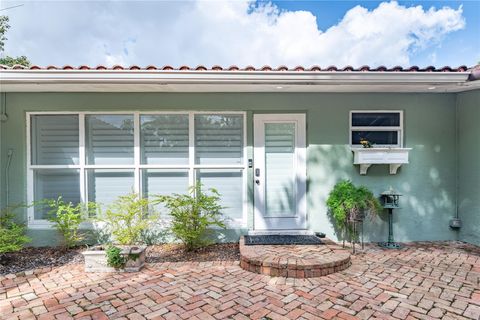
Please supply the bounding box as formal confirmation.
[239,237,351,278]
[0,241,479,319]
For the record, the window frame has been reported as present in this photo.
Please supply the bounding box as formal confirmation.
[349,110,403,148]
[26,111,247,229]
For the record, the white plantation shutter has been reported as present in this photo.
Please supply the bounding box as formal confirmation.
[33,169,80,219]
[142,169,189,197]
[196,169,243,221]
[264,123,296,216]
[87,170,135,208]
[86,115,134,165]
[195,114,243,165]
[141,115,189,165]
[31,115,79,165]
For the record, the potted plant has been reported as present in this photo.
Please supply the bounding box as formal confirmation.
[82,193,158,272]
[326,180,382,245]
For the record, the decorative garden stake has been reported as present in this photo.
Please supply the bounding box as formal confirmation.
[379,187,402,249]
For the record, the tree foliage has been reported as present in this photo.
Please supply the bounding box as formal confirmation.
[0,15,9,52]
[0,15,31,66]
[0,55,30,67]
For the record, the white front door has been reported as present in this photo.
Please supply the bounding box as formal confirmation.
[253,114,307,230]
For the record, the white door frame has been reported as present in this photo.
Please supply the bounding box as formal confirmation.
[253,114,307,231]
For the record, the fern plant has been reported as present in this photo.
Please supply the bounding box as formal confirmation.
[326,180,382,240]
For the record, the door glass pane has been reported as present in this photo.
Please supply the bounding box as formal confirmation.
[31,115,79,165]
[87,169,134,209]
[34,169,80,219]
[86,115,134,165]
[264,123,296,217]
[352,112,400,127]
[196,169,243,221]
[195,114,243,165]
[141,115,189,165]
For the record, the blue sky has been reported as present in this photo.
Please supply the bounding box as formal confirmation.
[272,1,479,67]
[1,1,479,68]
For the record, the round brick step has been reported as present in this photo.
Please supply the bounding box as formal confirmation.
[239,236,351,278]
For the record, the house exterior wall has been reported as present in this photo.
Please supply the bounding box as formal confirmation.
[457,90,480,246]
[0,92,464,246]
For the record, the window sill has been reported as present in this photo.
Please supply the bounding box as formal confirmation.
[351,147,412,175]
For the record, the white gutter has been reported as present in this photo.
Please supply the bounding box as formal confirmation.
[0,69,471,85]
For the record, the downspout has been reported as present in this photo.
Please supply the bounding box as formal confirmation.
[5,149,13,207]
[449,94,462,232]
[0,93,7,209]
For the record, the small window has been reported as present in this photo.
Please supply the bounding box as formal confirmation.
[350,111,402,147]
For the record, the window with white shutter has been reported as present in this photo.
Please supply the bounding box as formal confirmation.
[28,112,246,226]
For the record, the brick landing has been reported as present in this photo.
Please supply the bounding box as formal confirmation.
[239,236,351,278]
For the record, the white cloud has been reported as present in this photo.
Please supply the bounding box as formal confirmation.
[2,1,465,67]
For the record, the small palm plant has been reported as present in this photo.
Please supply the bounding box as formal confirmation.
[154,183,226,251]
[98,193,158,245]
[43,197,97,249]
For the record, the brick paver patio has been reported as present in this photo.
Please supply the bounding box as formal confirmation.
[1,241,479,320]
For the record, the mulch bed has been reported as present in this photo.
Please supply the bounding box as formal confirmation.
[0,243,240,276]
[146,243,240,263]
[0,247,84,276]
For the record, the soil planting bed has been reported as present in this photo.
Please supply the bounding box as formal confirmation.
[1,243,240,275]
[0,247,84,275]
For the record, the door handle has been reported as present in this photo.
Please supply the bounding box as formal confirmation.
[255,179,260,185]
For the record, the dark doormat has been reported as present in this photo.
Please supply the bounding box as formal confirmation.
[244,235,323,245]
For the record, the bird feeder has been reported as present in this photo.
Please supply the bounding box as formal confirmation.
[378,187,402,249]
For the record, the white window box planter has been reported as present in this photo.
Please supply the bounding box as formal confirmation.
[352,147,412,175]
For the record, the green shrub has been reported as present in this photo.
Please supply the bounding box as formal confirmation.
[0,206,30,254]
[155,184,225,251]
[43,198,96,249]
[105,245,126,269]
[98,193,158,245]
[326,180,382,239]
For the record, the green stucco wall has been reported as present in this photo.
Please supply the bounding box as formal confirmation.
[457,90,480,246]
[0,92,469,246]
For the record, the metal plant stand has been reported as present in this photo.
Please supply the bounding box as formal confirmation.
[378,188,402,249]
[351,219,364,254]
[343,212,365,254]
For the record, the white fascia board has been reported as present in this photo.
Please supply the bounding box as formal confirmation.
[0,69,471,85]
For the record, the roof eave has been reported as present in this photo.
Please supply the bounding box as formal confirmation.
[0,69,476,92]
